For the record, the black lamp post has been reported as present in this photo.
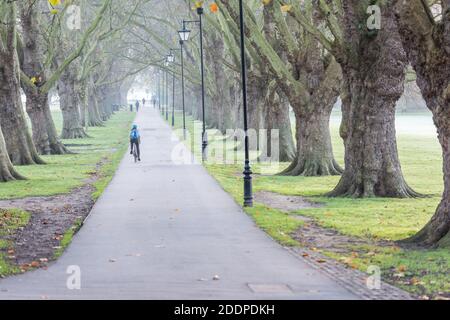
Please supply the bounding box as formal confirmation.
[167,51,178,127]
[239,0,253,207]
[178,32,189,140]
[164,58,170,121]
[179,6,208,161]
[161,68,165,116]
[158,69,161,111]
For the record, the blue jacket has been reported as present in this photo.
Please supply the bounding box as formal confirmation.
[130,129,140,141]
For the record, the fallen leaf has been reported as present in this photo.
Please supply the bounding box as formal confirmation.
[397,265,407,272]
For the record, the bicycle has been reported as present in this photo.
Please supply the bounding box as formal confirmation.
[132,146,138,163]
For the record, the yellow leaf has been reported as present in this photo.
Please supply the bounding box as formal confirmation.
[262,0,272,5]
[281,4,292,12]
[50,9,59,14]
[48,0,61,7]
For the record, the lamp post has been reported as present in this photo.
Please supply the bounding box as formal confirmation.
[161,68,165,116]
[178,31,189,140]
[158,69,161,111]
[167,52,176,127]
[179,5,208,161]
[239,0,253,207]
[180,40,186,140]
[165,58,170,121]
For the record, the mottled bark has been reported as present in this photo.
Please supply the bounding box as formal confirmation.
[20,0,68,155]
[98,86,117,121]
[397,0,450,246]
[329,2,417,197]
[25,93,69,155]
[206,31,234,134]
[58,72,87,139]
[0,23,44,165]
[78,81,88,128]
[280,57,343,176]
[0,127,24,182]
[88,87,104,127]
[261,89,295,162]
[283,105,342,176]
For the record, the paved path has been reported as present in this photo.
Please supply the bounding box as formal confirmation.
[0,108,358,300]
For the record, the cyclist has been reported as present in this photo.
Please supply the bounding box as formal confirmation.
[130,124,141,161]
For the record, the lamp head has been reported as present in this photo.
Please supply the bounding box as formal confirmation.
[178,27,191,42]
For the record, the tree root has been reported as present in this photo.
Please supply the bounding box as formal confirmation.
[61,128,89,140]
[327,178,424,198]
[0,166,26,182]
[279,157,343,177]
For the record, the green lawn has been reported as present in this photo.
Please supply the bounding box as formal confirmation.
[0,110,135,276]
[168,110,449,299]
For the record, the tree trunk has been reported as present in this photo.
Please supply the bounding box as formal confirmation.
[78,81,88,128]
[0,51,44,165]
[408,117,450,247]
[58,75,87,139]
[280,56,343,176]
[329,3,417,197]
[396,0,450,246]
[20,0,68,155]
[88,88,104,127]
[25,92,69,155]
[0,126,25,182]
[99,86,117,121]
[261,89,295,162]
[282,103,342,176]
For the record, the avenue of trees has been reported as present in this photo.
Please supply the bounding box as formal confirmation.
[0,0,448,247]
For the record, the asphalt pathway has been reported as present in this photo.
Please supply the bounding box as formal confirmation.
[0,107,358,300]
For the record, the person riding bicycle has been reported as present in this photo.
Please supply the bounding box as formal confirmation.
[130,124,141,161]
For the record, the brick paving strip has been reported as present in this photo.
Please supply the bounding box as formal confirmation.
[286,247,414,300]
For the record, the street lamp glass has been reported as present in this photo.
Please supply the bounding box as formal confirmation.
[178,28,191,42]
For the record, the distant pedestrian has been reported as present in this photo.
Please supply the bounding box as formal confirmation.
[142,98,146,107]
[130,104,133,112]
[135,100,140,112]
